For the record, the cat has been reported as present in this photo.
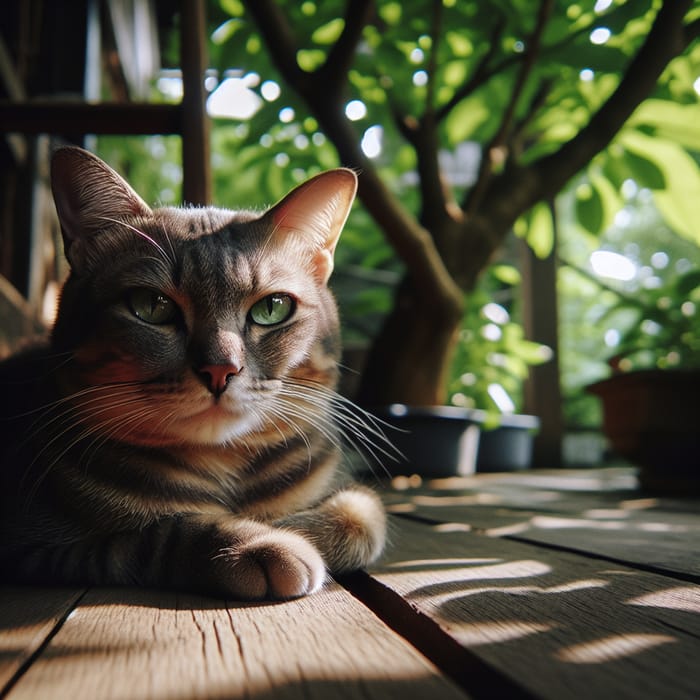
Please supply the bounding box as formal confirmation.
[0,146,387,600]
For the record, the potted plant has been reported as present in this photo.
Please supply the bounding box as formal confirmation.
[365,265,546,478]
[446,268,546,474]
[587,267,700,494]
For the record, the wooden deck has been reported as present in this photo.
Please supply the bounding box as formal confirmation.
[2,467,698,700]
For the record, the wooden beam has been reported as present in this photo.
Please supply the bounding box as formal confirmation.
[179,0,211,205]
[519,205,564,468]
[0,101,182,135]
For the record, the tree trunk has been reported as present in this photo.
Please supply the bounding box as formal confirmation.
[356,275,463,406]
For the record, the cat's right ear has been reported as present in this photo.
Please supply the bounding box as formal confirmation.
[51,147,152,267]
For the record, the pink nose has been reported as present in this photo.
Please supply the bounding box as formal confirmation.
[197,363,243,396]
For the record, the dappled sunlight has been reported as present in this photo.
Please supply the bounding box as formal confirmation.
[528,514,691,535]
[385,502,417,514]
[484,521,536,537]
[619,498,659,511]
[389,560,554,600]
[637,522,688,533]
[385,557,502,570]
[439,578,609,600]
[411,493,502,507]
[391,475,425,490]
[627,587,700,613]
[583,508,631,519]
[433,522,472,533]
[530,515,627,530]
[452,620,553,646]
[555,633,676,664]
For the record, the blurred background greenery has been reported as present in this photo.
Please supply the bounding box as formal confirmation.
[94,0,700,461]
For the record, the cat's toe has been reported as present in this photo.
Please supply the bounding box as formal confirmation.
[220,530,326,600]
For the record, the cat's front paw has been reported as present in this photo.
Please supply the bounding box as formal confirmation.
[216,529,326,600]
[279,486,387,574]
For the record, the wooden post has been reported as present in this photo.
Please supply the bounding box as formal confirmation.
[519,202,564,468]
[179,0,211,206]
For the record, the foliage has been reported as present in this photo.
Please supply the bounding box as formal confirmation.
[557,182,700,427]
[101,0,700,418]
[96,136,182,206]
[447,264,551,415]
[205,1,700,247]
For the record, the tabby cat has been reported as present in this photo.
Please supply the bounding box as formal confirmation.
[0,147,386,600]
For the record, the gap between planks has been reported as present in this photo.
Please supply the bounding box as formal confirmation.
[359,515,700,700]
[339,570,537,700]
[0,587,87,699]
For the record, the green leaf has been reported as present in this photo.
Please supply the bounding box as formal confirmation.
[490,264,521,286]
[628,99,700,151]
[378,2,402,25]
[312,18,344,45]
[445,31,473,58]
[443,98,489,143]
[676,270,700,297]
[623,149,666,190]
[575,182,603,235]
[619,130,700,245]
[516,202,554,259]
[220,0,244,17]
[589,169,622,232]
[441,60,468,88]
[211,18,244,45]
[296,49,326,71]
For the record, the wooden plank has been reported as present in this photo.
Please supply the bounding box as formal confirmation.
[0,587,85,692]
[0,102,182,135]
[367,517,700,700]
[4,583,468,700]
[384,470,700,579]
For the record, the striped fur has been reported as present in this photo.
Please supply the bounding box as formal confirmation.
[0,148,386,600]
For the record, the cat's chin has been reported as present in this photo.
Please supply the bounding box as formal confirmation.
[172,403,264,446]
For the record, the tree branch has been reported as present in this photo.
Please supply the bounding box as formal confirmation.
[415,0,453,233]
[464,0,553,215]
[529,0,694,207]
[685,16,700,42]
[435,17,507,124]
[436,1,650,127]
[479,0,695,234]
[244,0,463,312]
[508,78,554,160]
[424,0,443,113]
[321,0,374,86]
[242,0,306,89]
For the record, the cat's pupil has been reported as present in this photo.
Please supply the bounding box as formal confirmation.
[128,288,176,325]
[249,293,295,326]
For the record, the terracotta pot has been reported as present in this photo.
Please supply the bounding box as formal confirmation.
[588,369,700,494]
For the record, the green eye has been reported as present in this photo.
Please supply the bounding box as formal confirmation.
[128,288,177,325]
[249,293,295,326]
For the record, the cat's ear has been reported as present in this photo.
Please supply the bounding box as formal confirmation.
[51,146,152,266]
[267,168,358,284]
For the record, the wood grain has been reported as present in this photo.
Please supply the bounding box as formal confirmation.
[385,469,700,579]
[0,587,85,691]
[3,584,467,700]
[369,516,700,700]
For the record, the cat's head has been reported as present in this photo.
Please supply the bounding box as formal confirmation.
[49,147,357,448]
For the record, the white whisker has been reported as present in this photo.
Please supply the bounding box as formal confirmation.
[96,215,173,265]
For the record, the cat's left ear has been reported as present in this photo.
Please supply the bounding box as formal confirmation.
[51,146,153,268]
[267,168,358,284]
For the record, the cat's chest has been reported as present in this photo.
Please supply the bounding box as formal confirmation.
[180,445,247,483]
